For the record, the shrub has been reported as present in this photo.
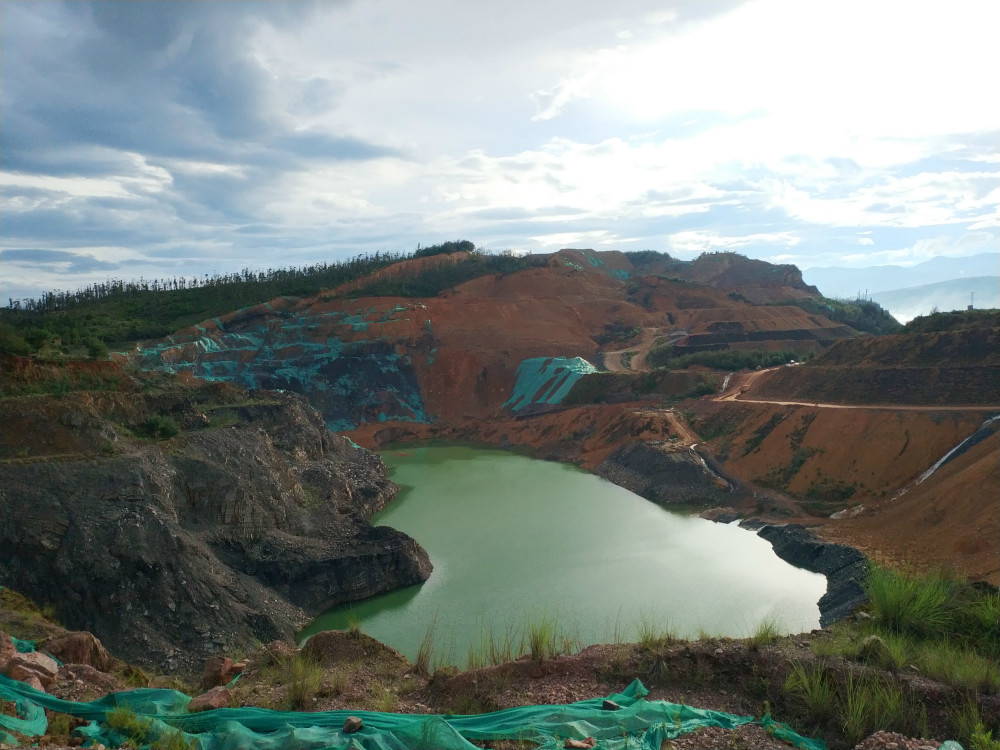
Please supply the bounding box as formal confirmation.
[142,414,180,439]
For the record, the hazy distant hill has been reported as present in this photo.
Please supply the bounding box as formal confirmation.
[869,276,999,323]
[803,252,998,297]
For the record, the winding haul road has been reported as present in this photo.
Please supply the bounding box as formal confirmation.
[603,328,688,373]
[714,367,1000,412]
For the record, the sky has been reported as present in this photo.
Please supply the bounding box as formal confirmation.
[2,0,998,304]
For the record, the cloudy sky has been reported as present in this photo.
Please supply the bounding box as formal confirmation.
[2,0,997,304]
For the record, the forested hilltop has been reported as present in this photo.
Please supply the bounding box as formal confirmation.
[0,241,516,355]
[1,242,898,359]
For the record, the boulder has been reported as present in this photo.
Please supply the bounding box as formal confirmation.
[343,716,363,734]
[7,651,59,687]
[258,640,298,666]
[57,664,117,691]
[200,656,246,690]
[23,676,45,692]
[188,686,231,713]
[565,739,596,749]
[41,632,115,672]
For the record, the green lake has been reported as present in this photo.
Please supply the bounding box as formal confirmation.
[299,445,826,663]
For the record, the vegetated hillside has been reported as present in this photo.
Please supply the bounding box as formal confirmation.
[750,314,1000,406]
[123,248,858,429]
[0,357,431,669]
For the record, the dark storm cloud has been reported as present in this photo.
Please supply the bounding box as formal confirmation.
[1,1,392,172]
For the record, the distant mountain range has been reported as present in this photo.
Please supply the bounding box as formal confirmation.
[870,277,999,323]
[803,253,998,323]
[803,253,998,296]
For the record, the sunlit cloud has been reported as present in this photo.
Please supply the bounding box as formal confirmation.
[1,0,997,303]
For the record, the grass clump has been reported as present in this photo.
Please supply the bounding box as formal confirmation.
[839,673,904,746]
[950,696,1000,750]
[277,654,323,709]
[635,614,677,651]
[368,683,399,712]
[865,565,953,637]
[527,615,574,664]
[150,728,197,750]
[415,615,437,677]
[105,706,154,746]
[746,616,782,650]
[915,641,999,692]
[345,611,362,639]
[783,661,836,729]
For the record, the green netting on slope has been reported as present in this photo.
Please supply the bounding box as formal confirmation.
[12,636,35,654]
[504,356,598,412]
[0,675,827,750]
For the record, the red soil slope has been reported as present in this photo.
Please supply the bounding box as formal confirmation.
[298,250,854,421]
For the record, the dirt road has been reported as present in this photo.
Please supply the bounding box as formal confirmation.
[603,328,687,373]
[715,367,1000,412]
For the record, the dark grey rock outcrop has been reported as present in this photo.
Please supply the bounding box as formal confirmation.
[0,389,432,672]
[754,523,868,626]
[594,441,732,507]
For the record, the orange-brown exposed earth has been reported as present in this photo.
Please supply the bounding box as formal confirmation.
[105,249,1000,583]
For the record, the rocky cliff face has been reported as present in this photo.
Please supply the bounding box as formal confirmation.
[0,383,432,671]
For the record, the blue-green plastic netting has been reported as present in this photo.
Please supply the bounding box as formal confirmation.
[0,674,828,750]
[504,357,597,412]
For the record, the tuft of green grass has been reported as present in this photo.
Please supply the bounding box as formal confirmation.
[971,725,1000,750]
[345,611,362,639]
[368,683,398,713]
[280,655,322,709]
[747,616,782,650]
[783,661,836,728]
[876,632,911,672]
[839,673,904,746]
[949,695,999,750]
[527,615,573,664]
[635,614,677,651]
[44,712,74,744]
[415,615,437,677]
[142,414,180,439]
[915,640,1000,692]
[865,565,952,637]
[105,707,154,747]
[150,728,197,750]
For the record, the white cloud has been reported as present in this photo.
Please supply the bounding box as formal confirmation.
[3,0,999,299]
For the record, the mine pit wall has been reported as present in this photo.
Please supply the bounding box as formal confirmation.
[0,390,433,672]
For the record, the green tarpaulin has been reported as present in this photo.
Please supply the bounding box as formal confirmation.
[0,675,828,750]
